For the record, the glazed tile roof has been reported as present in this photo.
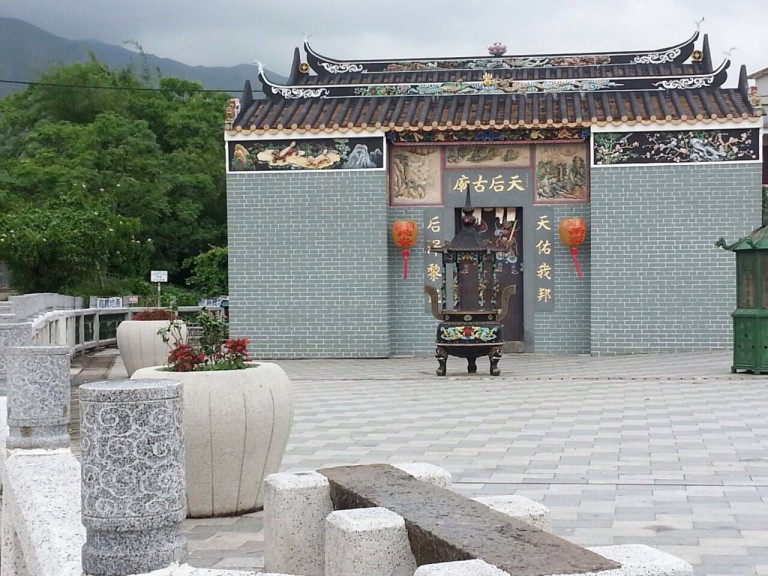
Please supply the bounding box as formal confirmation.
[229,32,761,135]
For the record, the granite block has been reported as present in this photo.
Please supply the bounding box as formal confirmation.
[414,559,510,575]
[581,544,694,576]
[393,462,453,489]
[6,345,71,450]
[80,379,187,576]
[325,507,416,576]
[263,471,332,576]
[0,322,32,395]
[472,495,552,531]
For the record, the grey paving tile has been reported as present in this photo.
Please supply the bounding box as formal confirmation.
[57,349,768,574]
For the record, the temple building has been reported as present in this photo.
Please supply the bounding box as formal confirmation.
[225,30,763,358]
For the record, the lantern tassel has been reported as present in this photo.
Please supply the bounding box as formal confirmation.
[402,248,409,280]
[570,246,582,278]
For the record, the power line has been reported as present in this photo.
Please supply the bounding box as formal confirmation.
[0,78,265,94]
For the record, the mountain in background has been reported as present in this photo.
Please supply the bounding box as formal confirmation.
[0,17,274,99]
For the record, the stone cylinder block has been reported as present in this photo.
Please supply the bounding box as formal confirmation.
[325,507,417,576]
[472,495,551,531]
[264,471,333,576]
[6,345,71,450]
[80,379,187,576]
[0,322,32,395]
[414,559,510,575]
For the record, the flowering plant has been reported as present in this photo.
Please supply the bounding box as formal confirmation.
[132,308,176,321]
[158,310,252,372]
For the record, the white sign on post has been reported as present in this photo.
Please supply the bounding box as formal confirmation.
[150,270,169,307]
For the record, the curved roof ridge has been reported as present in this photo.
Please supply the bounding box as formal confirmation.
[259,58,730,101]
[304,30,699,75]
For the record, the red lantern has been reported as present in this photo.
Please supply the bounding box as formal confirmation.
[558,217,587,278]
[391,220,419,279]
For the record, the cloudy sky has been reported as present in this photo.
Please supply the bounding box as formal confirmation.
[3,0,766,81]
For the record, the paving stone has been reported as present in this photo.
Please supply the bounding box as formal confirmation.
[53,349,768,574]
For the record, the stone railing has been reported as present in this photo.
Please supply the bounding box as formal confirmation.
[1,294,220,356]
[1,294,121,354]
[5,293,83,321]
[0,344,273,576]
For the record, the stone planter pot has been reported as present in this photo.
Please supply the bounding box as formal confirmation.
[131,362,294,517]
[116,320,187,377]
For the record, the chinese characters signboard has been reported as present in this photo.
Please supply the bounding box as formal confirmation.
[444,169,531,203]
[533,207,554,311]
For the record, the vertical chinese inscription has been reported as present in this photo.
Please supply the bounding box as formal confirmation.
[533,207,554,311]
[424,213,445,300]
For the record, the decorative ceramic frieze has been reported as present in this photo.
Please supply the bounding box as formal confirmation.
[229,136,385,172]
[387,128,589,144]
[593,128,760,166]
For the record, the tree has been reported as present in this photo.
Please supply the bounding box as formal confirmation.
[0,190,151,293]
[0,57,230,293]
[184,246,228,297]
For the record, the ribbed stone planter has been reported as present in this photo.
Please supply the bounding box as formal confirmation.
[116,320,187,377]
[131,362,294,517]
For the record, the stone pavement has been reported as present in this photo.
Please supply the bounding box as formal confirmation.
[69,349,768,576]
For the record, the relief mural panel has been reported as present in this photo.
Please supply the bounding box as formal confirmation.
[389,146,442,205]
[534,143,589,203]
[445,145,531,167]
[229,137,385,172]
[592,128,760,165]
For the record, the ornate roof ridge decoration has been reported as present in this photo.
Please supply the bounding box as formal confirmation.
[228,115,759,137]
[304,31,699,75]
[258,59,730,100]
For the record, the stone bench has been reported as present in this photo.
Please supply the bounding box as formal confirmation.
[319,464,617,576]
[263,463,693,576]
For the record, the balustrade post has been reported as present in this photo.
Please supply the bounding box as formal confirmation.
[80,379,187,576]
[5,345,71,450]
[0,323,32,396]
[93,311,101,346]
[57,316,68,346]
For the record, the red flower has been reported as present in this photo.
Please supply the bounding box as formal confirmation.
[167,342,205,372]
[161,311,253,372]
[463,326,474,338]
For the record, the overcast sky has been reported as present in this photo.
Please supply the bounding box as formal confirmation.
[3,0,766,81]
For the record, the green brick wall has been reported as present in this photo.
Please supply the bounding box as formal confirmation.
[227,170,390,358]
[533,204,592,354]
[387,208,439,356]
[589,163,762,354]
[227,159,761,357]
